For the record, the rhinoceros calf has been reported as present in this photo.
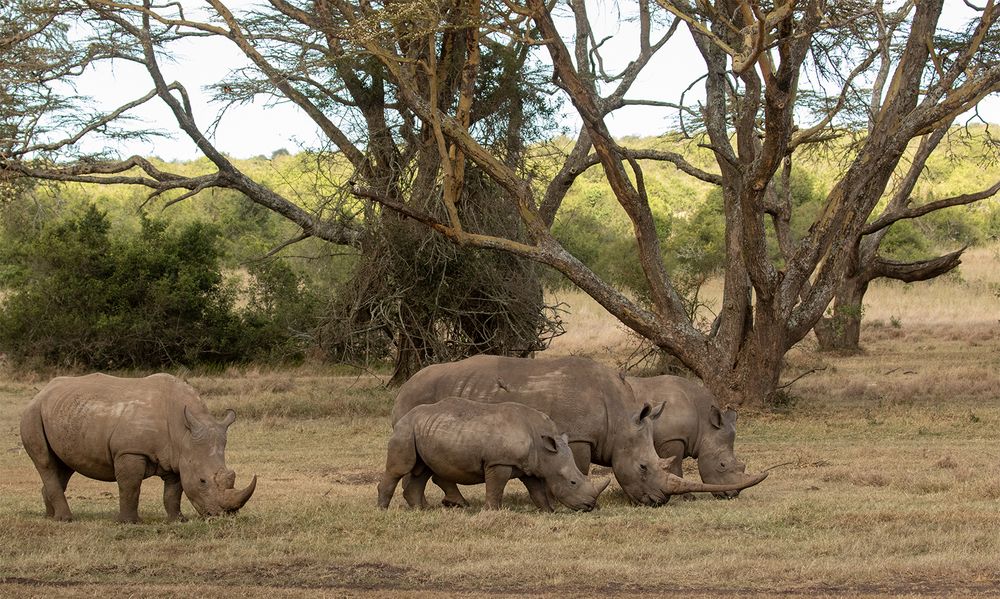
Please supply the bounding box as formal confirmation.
[20,373,257,523]
[378,397,611,511]
[626,375,755,498]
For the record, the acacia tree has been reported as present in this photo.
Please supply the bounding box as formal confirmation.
[341,0,1000,406]
[812,121,1000,351]
[0,0,564,382]
[3,0,1000,406]
[801,1,1000,351]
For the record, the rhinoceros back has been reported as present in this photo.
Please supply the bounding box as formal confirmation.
[406,399,542,480]
[392,355,625,463]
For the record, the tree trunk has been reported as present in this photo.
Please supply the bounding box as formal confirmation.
[703,312,787,409]
[814,278,869,352]
[388,324,429,387]
[812,248,964,352]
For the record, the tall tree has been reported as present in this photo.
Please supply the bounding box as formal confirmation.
[0,0,563,381]
[343,0,1000,405]
[813,121,999,351]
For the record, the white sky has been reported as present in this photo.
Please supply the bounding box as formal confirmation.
[73,1,1000,161]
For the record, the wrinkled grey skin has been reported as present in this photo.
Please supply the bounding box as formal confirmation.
[20,373,257,523]
[393,355,765,507]
[379,398,611,511]
[626,375,752,499]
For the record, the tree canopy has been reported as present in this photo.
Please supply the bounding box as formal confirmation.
[2,0,999,405]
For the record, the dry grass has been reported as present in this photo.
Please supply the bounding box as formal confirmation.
[1,247,999,597]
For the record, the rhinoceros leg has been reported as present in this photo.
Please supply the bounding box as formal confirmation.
[402,463,431,509]
[433,476,469,508]
[657,441,686,476]
[656,441,690,502]
[114,454,147,524]
[37,464,73,521]
[483,465,512,510]
[162,474,187,523]
[521,476,553,512]
[378,428,418,509]
[21,407,74,521]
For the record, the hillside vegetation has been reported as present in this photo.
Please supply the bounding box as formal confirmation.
[2,128,998,370]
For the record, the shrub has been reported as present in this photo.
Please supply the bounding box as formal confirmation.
[0,205,318,368]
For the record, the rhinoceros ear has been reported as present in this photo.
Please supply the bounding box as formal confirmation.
[709,405,723,429]
[540,435,559,453]
[636,402,665,424]
[220,409,236,429]
[635,403,652,425]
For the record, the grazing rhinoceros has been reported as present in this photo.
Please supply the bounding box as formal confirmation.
[20,373,257,523]
[379,397,611,511]
[392,355,765,506]
[626,375,754,499]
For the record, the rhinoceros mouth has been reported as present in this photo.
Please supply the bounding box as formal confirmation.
[635,491,667,507]
[713,490,740,499]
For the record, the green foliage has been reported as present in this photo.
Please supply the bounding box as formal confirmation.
[240,259,324,362]
[978,201,1000,241]
[0,205,320,368]
[879,219,931,261]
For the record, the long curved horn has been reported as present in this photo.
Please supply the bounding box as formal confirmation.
[663,471,768,495]
[222,475,257,512]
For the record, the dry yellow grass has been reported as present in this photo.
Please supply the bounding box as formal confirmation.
[1,246,998,597]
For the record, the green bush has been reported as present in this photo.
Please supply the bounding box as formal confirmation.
[0,205,319,368]
[239,258,323,362]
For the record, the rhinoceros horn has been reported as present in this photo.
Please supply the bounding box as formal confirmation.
[663,470,768,495]
[221,475,257,512]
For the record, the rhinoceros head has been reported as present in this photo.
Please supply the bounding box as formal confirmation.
[536,433,611,512]
[697,405,748,498]
[612,402,767,505]
[611,401,674,506]
[178,407,257,516]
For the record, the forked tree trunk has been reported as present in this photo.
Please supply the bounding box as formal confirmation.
[701,311,788,408]
[812,248,964,352]
[814,277,869,352]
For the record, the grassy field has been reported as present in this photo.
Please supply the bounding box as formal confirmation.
[1,247,998,597]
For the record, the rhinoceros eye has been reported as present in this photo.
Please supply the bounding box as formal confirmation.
[570,480,577,486]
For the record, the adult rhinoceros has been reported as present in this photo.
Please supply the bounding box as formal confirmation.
[20,373,257,523]
[392,355,766,506]
[625,375,755,499]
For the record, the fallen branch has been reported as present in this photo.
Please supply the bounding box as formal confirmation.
[776,366,827,390]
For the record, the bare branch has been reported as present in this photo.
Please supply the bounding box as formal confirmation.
[868,248,966,283]
[863,179,1000,235]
